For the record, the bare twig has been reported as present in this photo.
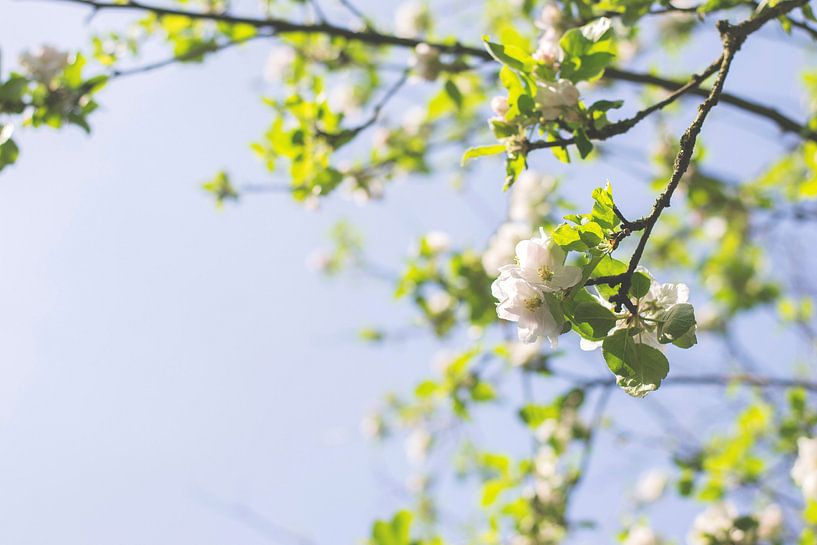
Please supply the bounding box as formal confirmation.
[599,0,809,311]
[42,0,817,145]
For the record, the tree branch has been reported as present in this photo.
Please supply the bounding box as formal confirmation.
[605,0,808,312]
[577,372,817,392]
[47,0,817,146]
[604,66,817,143]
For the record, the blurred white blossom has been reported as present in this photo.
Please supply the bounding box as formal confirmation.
[19,45,69,85]
[482,222,531,276]
[409,43,442,81]
[634,468,667,504]
[394,1,431,37]
[792,436,817,500]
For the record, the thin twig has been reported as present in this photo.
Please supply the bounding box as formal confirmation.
[576,372,817,391]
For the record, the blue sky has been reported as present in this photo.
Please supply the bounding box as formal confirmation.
[0,1,814,544]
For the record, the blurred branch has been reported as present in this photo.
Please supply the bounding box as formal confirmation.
[46,0,817,146]
[576,372,817,391]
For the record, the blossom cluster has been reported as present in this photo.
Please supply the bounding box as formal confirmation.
[581,273,690,351]
[491,230,581,346]
[482,171,556,277]
[792,435,817,500]
[19,45,70,87]
[687,502,782,545]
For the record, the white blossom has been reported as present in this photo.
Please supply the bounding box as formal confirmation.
[0,124,14,145]
[19,45,70,85]
[329,83,361,117]
[509,171,556,224]
[402,106,427,135]
[493,268,562,345]
[514,232,582,292]
[634,468,668,504]
[624,525,659,545]
[757,503,783,541]
[688,503,737,545]
[490,96,510,118]
[702,216,728,239]
[581,17,612,41]
[395,1,431,38]
[507,340,542,367]
[535,2,563,31]
[792,436,817,500]
[405,428,432,465]
[532,445,564,502]
[360,412,384,439]
[423,230,450,254]
[482,223,531,276]
[535,79,579,120]
[426,291,454,314]
[306,248,332,273]
[264,46,295,82]
[641,280,690,317]
[533,31,564,65]
[532,3,564,65]
[581,271,691,351]
[409,43,442,82]
[492,231,580,345]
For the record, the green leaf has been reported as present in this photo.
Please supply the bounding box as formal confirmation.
[572,300,617,339]
[0,136,20,172]
[471,381,496,402]
[602,330,670,398]
[552,223,586,251]
[590,182,619,230]
[444,79,463,110]
[588,99,624,113]
[461,144,506,166]
[372,511,412,545]
[574,129,593,159]
[578,221,605,247]
[630,271,651,299]
[657,303,697,345]
[483,38,533,71]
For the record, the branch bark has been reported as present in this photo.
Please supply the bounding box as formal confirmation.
[46,0,817,146]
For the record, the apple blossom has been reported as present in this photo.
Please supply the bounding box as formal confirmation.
[424,231,450,254]
[535,2,563,31]
[792,436,817,500]
[264,46,295,82]
[757,503,783,541]
[426,291,454,315]
[506,339,542,367]
[492,268,562,345]
[687,503,737,545]
[582,271,692,351]
[533,32,564,65]
[490,96,509,118]
[482,222,531,276]
[509,171,556,225]
[624,525,659,545]
[634,468,668,504]
[19,45,70,86]
[513,232,582,292]
[409,43,442,82]
[535,79,579,121]
[405,427,432,465]
[394,1,431,38]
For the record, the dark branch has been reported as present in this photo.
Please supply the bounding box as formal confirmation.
[45,0,817,146]
[604,0,808,312]
[578,373,817,392]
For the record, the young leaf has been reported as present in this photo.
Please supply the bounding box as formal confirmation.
[602,330,670,398]
[461,144,506,166]
[657,303,697,345]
